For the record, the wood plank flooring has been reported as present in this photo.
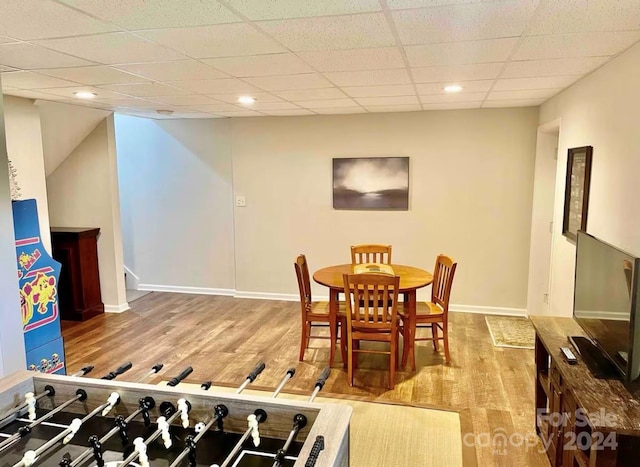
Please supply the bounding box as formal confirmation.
[61,292,550,467]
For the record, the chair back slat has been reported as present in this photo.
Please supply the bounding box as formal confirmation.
[350,244,392,265]
[294,254,312,313]
[343,273,399,331]
[431,254,457,316]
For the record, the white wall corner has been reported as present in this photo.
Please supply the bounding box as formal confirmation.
[123,264,139,290]
[137,284,236,296]
[104,303,130,313]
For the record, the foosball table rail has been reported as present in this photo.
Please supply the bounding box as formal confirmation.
[0,371,351,467]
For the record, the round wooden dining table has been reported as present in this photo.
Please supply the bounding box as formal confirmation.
[313,264,433,371]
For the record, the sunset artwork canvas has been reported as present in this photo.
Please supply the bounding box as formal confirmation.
[332,157,409,210]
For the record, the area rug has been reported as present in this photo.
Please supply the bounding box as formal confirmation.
[485,315,535,349]
[171,382,465,466]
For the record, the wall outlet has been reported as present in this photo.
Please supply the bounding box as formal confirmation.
[235,195,246,207]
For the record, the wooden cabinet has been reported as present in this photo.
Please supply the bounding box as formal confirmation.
[532,317,640,467]
[50,228,104,321]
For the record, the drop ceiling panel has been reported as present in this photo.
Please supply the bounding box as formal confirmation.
[416,80,493,94]
[203,53,314,77]
[274,88,347,101]
[514,31,640,60]
[342,84,415,98]
[59,0,240,29]
[115,61,228,81]
[150,95,221,106]
[405,38,519,67]
[527,0,640,36]
[486,89,560,100]
[257,14,396,51]
[3,89,68,100]
[244,73,333,91]
[482,98,545,107]
[501,57,610,78]
[0,35,17,44]
[99,83,191,97]
[0,42,94,69]
[41,86,128,99]
[313,107,365,114]
[0,0,118,40]
[225,0,381,20]
[411,63,503,83]
[364,104,421,112]
[422,102,482,110]
[168,78,261,94]
[324,68,411,87]
[295,98,359,109]
[207,92,283,103]
[296,47,405,72]
[393,1,539,45]
[261,109,315,116]
[92,97,165,108]
[355,95,420,106]
[212,110,262,117]
[387,0,483,9]
[38,66,150,85]
[419,92,487,103]
[35,33,188,65]
[243,101,301,110]
[0,71,79,89]
[184,103,244,112]
[0,66,17,72]
[493,75,580,91]
[140,24,285,58]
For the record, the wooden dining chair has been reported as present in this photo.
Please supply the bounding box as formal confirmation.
[351,244,392,265]
[342,272,401,390]
[295,254,344,363]
[400,254,457,365]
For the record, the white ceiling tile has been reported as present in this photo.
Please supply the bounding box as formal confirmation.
[140,24,284,58]
[325,69,411,87]
[297,47,405,72]
[513,31,640,60]
[0,43,94,69]
[0,35,17,44]
[0,71,79,89]
[35,33,187,65]
[59,0,240,29]
[239,101,301,110]
[262,109,316,116]
[355,95,419,106]
[92,97,165,108]
[273,88,346,101]
[528,0,640,36]
[501,57,610,78]
[166,112,223,119]
[419,92,487,103]
[184,103,244,112]
[149,95,221,106]
[0,65,18,72]
[115,61,228,81]
[422,102,482,110]
[295,98,359,108]
[393,1,539,45]
[313,107,365,114]
[0,0,118,40]
[406,38,519,66]
[257,13,396,51]
[417,80,493,94]
[388,0,482,8]
[41,86,129,99]
[244,73,333,91]
[225,0,381,20]
[207,92,283,103]
[99,83,191,97]
[412,63,503,83]
[482,98,545,108]
[364,104,422,112]
[342,84,415,98]
[38,66,150,85]
[203,53,314,77]
[168,78,261,94]
[486,89,561,101]
[212,110,263,117]
[2,89,64,100]
[493,75,580,91]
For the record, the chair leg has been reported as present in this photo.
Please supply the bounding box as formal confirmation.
[299,320,308,361]
[401,319,409,368]
[347,339,354,387]
[340,318,347,369]
[329,319,336,367]
[443,323,451,364]
[353,340,359,369]
[432,324,439,351]
[389,338,396,390]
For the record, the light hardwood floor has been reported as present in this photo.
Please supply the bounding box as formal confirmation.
[61,292,550,467]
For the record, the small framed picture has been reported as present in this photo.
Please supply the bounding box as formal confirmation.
[562,146,593,241]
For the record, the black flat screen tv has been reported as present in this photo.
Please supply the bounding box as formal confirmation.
[573,231,640,388]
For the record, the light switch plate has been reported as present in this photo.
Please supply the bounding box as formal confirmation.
[235,195,246,207]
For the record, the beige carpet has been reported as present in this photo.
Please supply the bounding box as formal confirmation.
[485,315,535,349]
[174,383,464,466]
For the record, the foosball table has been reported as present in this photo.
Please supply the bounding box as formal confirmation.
[0,363,351,467]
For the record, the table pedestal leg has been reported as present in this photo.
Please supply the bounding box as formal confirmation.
[401,292,417,371]
[329,288,339,367]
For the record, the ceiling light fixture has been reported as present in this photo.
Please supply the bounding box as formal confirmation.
[73,91,97,99]
[156,109,174,115]
[237,96,256,105]
[444,84,463,93]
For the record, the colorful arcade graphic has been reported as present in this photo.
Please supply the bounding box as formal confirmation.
[12,199,66,375]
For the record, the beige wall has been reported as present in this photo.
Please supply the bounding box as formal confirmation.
[539,42,640,317]
[231,108,539,311]
[3,96,51,253]
[47,116,127,310]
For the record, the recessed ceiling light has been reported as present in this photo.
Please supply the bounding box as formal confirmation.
[156,109,174,115]
[237,96,256,105]
[73,91,97,99]
[444,84,463,93]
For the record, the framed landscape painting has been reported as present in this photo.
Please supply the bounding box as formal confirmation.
[333,157,409,210]
[562,146,593,241]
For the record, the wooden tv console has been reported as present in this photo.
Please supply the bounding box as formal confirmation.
[531,317,640,467]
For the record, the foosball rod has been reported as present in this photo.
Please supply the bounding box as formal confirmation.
[135,363,164,383]
[70,365,94,377]
[100,361,133,380]
[0,389,87,453]
[236,361,266,393]
[12,392,122,467]
[0,385,55,429]
[171,366,291,467]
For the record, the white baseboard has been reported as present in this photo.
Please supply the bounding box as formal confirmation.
[450,304,527,316]
[123,265,139,290]
[138,284,235,296]
[234,291,300,301]
[104,303,130,313]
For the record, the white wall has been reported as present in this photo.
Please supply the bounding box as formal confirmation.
[115,115,235,293]
[539,42,640,317]
[0,79,27,376]
[230,109,539,311]
[47,116,128,311]
[3,96,51,253]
